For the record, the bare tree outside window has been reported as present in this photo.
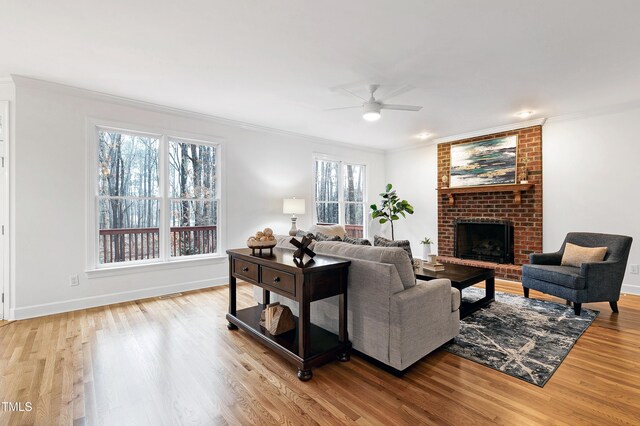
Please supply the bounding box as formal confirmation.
[98,130,160,263]
[169,139,218,257]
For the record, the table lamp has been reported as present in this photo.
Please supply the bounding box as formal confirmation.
[283,198,305,236]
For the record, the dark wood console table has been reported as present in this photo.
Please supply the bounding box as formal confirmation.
[226,248,351,381]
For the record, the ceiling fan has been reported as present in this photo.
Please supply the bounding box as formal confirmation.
[326,84,422,122]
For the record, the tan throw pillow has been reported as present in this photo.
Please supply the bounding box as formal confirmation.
[561,242,607,267]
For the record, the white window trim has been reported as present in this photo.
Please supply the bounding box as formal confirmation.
[312,154,368,237]
[86,118,225,273]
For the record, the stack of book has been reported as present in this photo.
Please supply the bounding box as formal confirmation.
[422,261,445,272]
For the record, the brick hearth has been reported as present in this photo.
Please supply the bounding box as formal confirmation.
[437,125,543,281]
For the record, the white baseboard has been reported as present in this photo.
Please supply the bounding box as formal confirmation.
[10,276,228,320]
[622,283,640,296]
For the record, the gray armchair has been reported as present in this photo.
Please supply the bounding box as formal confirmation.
[522,232,633,315]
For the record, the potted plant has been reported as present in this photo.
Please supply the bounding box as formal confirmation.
[420,237,433,259]
[370,184,414,240]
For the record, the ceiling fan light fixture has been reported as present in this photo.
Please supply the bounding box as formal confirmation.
[363,102,381,121]
[363,111,381,121]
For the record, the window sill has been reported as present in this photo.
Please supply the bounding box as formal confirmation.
[86,254,227,278]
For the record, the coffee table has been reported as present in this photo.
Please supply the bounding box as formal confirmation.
[414,263,495,318]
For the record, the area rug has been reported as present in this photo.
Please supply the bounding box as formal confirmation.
[442,288,598,387]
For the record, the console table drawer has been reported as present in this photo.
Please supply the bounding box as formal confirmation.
[234,259,258,282]
[260,266,295,296]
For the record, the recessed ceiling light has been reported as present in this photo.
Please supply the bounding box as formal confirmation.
[416,132,431,140]
[515,110,535,118]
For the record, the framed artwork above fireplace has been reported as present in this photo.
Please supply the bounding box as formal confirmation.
[450,135,517,187]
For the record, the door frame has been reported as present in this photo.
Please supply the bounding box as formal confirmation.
[0,100,9,320]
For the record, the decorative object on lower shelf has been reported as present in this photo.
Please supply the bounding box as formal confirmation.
[247,227,277,255]
[259,302,295,335]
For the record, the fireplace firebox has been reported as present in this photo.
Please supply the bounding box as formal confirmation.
[454,219,514,264]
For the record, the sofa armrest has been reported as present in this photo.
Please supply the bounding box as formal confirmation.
[389,279,459,370]
[530,252,562,265]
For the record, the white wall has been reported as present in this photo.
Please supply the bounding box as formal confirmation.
[10,77,385,319]
[543,107,640,294]
[384,144,439,258]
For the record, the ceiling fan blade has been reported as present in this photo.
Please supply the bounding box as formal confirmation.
[380,104,423,111]
[380,84,415,102]
[324,105,361,111]
[340,88,368,102]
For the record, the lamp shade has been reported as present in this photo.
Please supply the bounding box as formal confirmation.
[283,198,305,215]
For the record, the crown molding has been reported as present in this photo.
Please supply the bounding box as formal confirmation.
[10,75,385,154]
[544,100,640,124]
[432,118,547,144]
[385,139,439,154]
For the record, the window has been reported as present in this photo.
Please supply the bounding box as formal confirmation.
[314,158,366,238]
[96,127,220,266]
[168,139,218,257]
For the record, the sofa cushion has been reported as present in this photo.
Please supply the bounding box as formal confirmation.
[314,241,416,289]
[561,242,607,267]
[315,232,342,242]
[522,264,585,290]
[295,230,315,240]
[374,235,414,264]
[342,235,372,246]
[309,224,346,239]
[275,235,316,251]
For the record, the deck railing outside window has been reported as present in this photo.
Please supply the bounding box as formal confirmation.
[99,225,217,263]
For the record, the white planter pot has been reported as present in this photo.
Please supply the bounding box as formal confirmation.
[422,244,431,259]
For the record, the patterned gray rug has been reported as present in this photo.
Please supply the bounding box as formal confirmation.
[443,288,598,387]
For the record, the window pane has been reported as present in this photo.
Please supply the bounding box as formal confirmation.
[343,164,364,202]
[98,198,160,264]
[170,200,218,256]
[98,131,159,197]
[314,160,339,202]
[344,203,364,238]
[316,202,339,225]
[169,139,217,199]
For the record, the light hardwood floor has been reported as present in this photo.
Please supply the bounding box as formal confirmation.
[1,281,639,425]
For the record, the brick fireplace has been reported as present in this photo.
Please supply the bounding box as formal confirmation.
[437,125,543,281]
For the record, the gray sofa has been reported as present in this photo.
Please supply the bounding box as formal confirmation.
[257,238,460,372]
[522,232,633,315]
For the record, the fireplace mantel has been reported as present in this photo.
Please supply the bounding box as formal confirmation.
[437,183,533,206]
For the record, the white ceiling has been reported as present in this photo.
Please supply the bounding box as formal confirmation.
[2,0,640,149]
